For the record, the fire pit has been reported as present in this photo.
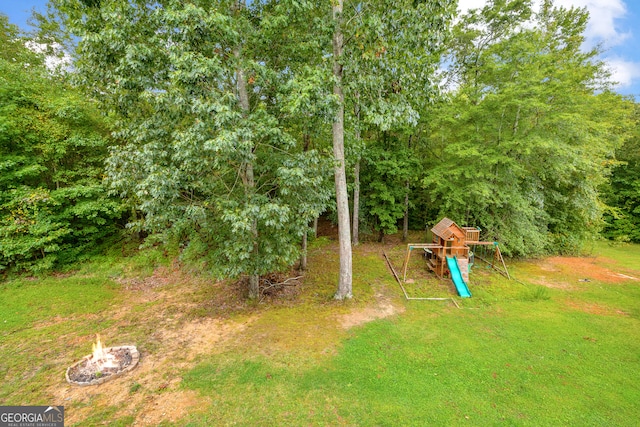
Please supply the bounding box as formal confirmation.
[66,335,139,386]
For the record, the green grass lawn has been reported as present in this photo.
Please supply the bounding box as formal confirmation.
[595,242,640,271]
[182,288,640,425]
[0,276,121,404]
[1,240,639,425]
[181,243,640,426]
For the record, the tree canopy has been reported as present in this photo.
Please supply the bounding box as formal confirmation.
[2,0,637,288]
[420,0,635,256]
[48,0,336,297]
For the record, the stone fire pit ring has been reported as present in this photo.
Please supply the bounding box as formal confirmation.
[66,345,140,386]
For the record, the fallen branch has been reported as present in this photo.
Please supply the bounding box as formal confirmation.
[259,275,304,301]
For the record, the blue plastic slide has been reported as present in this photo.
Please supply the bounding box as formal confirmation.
[446,256,471,298]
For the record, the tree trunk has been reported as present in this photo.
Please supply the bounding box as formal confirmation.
[513,104,521,137]
[245,160,259,300]
[313,216,318,237]
[235,28,260,300]
[352,100,361,246]
[352,159,360,246]
[300,133,310,271]
[403,180,409,242]
[402,135,412,242]
[332,0,353,300]
[130,206,140,241]
[300,227,308,271]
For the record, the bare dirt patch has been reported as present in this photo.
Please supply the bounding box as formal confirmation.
[136,390,206,425]
[115,265,189,291]
[48,266,257,426]
[530,257,638,289]
[339,292,404,329]
[549,257,636,283]
[53,315,255,425]
[316,217,338,240]
[565,300,630,317]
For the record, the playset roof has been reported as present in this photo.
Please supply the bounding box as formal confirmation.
[431,217,465,240]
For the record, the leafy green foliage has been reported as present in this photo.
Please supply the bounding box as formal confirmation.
[602,106,640,242]
[49,1,333,284]
[0,15,122,273]
[421,0,634,256]
[336,0,455,244]
[341,0,456,129]
[360,135,416,237]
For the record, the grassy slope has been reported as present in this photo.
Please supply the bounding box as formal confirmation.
[1,241,639,425]
[0,247,169,407]
[181,243,640,426]
[0,276,120,403]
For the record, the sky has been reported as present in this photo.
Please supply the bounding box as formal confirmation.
[1,0,639,100]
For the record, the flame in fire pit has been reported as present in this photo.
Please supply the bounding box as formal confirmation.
[66,336,139,386]
[91,334,117,370]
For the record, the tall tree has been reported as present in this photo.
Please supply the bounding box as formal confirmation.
[331,0,353,299]
[47,0,454,298]
[332,0,455,295]
[602,104,640,242]
[360,131,417,242]
[49,0,332,298]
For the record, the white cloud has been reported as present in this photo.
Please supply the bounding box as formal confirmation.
[554,0,630,47]
[456,0,487,13]
[25,40,72,73]
[605,57,640,88]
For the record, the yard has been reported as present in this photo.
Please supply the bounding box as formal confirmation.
[1,236,639,426]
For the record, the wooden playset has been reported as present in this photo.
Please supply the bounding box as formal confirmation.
[401,218,509,296]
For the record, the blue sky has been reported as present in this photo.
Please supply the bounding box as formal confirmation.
[2,0,639,100]
[1,0,48,27]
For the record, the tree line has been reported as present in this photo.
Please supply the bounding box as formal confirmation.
[1,0,637,298]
